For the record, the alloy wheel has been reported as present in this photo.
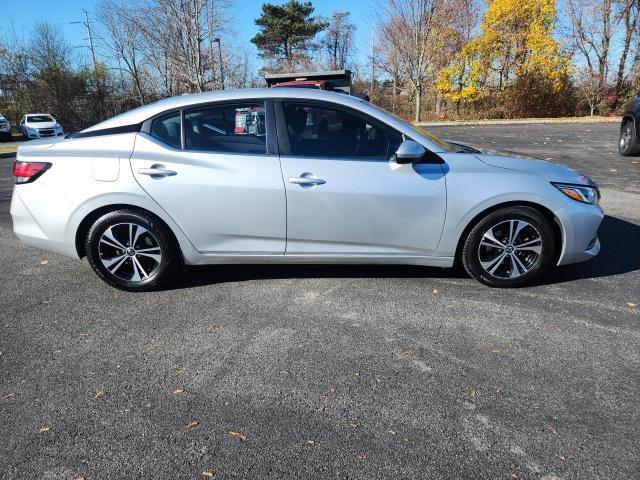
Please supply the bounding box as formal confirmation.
[477,219,542,279]
[98,223,162,282]
[620,124,632,151]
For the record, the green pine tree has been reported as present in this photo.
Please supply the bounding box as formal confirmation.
[251,0,328,73]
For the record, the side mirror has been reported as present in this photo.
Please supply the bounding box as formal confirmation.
[394,140,426,164]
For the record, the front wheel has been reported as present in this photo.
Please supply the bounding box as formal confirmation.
[85,209,181,291]
[619,120,640,156]
[461,206,556,287]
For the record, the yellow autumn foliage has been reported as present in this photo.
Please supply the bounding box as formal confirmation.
[437,0,570,102]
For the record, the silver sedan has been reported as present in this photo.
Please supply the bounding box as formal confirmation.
[10,89,603,290]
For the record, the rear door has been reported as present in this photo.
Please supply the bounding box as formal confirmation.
[130,100,286,255]
[276,100,447,256]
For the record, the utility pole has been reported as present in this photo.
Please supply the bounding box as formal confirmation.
[72,9,97,73]
[370,24,375,94]
[213,38,225,90]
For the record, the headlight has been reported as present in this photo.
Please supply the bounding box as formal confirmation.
[552,182,600,205]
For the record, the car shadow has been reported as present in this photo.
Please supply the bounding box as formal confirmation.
[166,215,639,289]
[545,215,640,284]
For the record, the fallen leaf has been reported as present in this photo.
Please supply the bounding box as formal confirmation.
[40,260,48,265]
[315,405,325,413]
[356,453,368,460]
[467,387,478,401]
[95,389,104,399]
[186,421,199,430]
[176,368,187,376]
[306,437,315,445]
[349,421,358,428]
[207,324,217,332]
[228,431,247,441]
[547,425,557,435]
[387,430,397,436]
[557,454,566,461]
[202,470,215,478]
[432,288,438,294]
[74,477,86,480]
[38,426,50,433]
[489,348,501,353]
[609,168,618,172]
[173,389,185,395]
[627,302,637,308]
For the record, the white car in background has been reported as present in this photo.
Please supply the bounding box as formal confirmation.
[0,112,11,140]
[19,114,64,139]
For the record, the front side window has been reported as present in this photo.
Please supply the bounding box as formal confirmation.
[184,103,266,154]
[283,103,403,159]
[150,112,181,149]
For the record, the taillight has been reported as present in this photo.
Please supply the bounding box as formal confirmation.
[13,161,51,184]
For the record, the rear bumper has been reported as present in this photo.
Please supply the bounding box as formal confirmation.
[10,187,80,259]
[555,201,604,266]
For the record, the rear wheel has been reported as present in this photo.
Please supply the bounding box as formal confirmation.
[85,209,181,291]
[462,206,556,287]
[619,120,640,156]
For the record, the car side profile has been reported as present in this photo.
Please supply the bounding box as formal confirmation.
[10,89,603,291]
[20,113,64,139]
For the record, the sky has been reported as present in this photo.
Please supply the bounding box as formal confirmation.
[0,0,378,72]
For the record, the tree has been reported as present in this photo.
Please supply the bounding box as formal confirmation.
[323,11,356,70]
[251,0,327,73]
[379,0,449,122]
[565,0,638,94]
[128,0,230,94]
[99,0,148,105]
[575,67,606,115]
[437,0,570,104]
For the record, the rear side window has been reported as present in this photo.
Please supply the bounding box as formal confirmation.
[184,103,266,154]
[150,112,181,149]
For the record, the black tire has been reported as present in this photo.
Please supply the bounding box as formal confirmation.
[85,209,181,291]
[461,206,556,287]
[619,120,640,156]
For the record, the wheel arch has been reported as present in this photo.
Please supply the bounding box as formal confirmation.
[75,204,181,259]
[453,201,563,266]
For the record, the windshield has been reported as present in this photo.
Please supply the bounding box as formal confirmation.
[406,124,460,152]
[27,115,54,123]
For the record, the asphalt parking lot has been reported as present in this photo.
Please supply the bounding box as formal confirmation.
[1,122,639,479]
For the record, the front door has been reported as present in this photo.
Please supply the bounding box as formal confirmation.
[130,101,286,255]
[277,101,447,256]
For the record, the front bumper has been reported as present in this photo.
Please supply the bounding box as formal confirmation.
[555,201,604,266]
[24,129,63,139]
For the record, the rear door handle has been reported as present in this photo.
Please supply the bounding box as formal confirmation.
[138,164,177,177]
[288,173,326,186]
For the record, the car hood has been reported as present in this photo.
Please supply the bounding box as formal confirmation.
[26,121,58,129]
[447,140,593,185]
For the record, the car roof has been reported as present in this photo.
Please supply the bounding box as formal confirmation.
[26,113,54,118]
[82,88,366,132]
[79,87,449,153]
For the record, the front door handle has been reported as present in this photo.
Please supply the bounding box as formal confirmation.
[138,164,177,177]
[288,172,326,186]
